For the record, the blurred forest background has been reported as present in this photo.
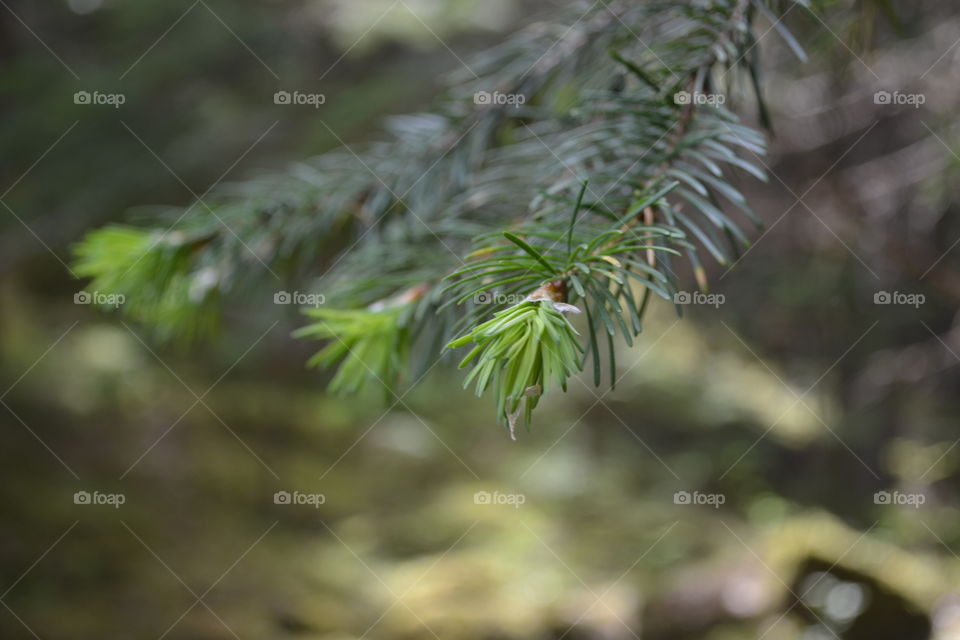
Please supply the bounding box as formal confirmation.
[3,0,960,639]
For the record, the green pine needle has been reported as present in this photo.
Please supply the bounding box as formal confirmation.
[72,226,219,342]
[295,307,408,398]
[446,299,584,438]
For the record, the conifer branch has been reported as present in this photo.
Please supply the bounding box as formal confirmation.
[73,0,809,432]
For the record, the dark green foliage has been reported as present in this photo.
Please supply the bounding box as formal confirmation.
[73,0,809,430]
